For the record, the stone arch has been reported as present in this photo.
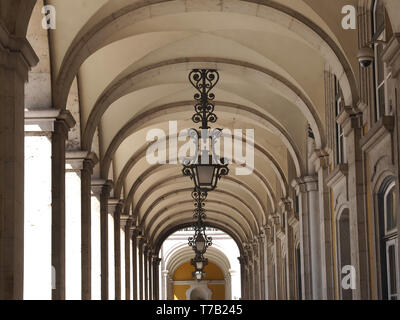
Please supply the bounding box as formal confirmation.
[154,221,245,256]
[53,0,358,114]
[0,0,37,37]
[100,100,304,182]
[82,58,324,155]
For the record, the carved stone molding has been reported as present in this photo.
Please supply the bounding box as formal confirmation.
[382,33,400,78]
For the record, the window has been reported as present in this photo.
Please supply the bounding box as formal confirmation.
[334,76,345,164]
[379,180,398,300]
[373,0,393,122]
[295,194,299,214]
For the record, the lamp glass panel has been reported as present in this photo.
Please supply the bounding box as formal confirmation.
[196,261,203,270]
[195,234,206,252]
[197,165,215,185]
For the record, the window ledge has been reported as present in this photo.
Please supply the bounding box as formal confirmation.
[326,164,348,188]
[360,116,394,152]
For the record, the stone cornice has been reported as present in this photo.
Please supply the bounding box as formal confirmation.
[25,109,61,133]
[360,116,395,152]
[66,151,99,171]
[0,21,38,70]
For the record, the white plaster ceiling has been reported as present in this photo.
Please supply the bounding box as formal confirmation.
[46,0,359,247]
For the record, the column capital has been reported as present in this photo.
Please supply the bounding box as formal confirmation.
[243,243,253,261]
[25,109,60,133]
[262,224,274,243]
[257,232,266,244]
[279,197,292,213]
[162,270,169,276]
[120,215,133,228]
[25,109,75,136]
[310,149,330,171]
[0,23,38,80]
[238,256,246,266]
[337,106,362,136]
[108,198,124,214]
[55,110,76,136]
[66,151,98,172]
[152,256,162,267]
[293,175,318,193]
[91,179,113,198]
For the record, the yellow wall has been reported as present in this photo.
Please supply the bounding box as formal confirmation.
[173,261,226,300]
[174,285,190,300]
[208,284,225,300]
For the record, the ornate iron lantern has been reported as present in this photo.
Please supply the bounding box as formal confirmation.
[188,217,212,255]
[193,269,206,281]
[182,69,229,193]
[191,252,208,281]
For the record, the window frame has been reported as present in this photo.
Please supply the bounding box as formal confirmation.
[372,0,392,122]
[334,76,346,165]
[378,178,399,300]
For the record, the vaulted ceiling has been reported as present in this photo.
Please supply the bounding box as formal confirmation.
[42,0,360,251]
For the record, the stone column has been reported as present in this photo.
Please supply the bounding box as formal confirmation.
[144,245,149,300]
[252,242,261,300]
[167,276,174,300]
[24,110,58,300]
[109,200,123,300]
[272,214,284,300]
[90,180,103,300]
[138,236,144,300]
[224,272,232,300]
[121,216,132,300]
[264,224,276,300]
[0,24,38,300]
[81,154,97,300]
[162,270,169,300]
[292,178,313,300]
[100,180,113,300]
[132,231,139,300]
[245,245,254,300]
[338,107,369,299]
[238,257,246,299]
[246,260,253,300]
[280,199,296,300]
[287,208,299,300]
[65,151,97,300]
[304,176,322,300]
[313,151,334,300]
[52,111,76,300]
[147,249,153,300]
[153,257,161,300]
[258,234,266,300]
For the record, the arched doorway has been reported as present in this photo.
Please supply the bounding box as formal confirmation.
[172,261,226,300]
